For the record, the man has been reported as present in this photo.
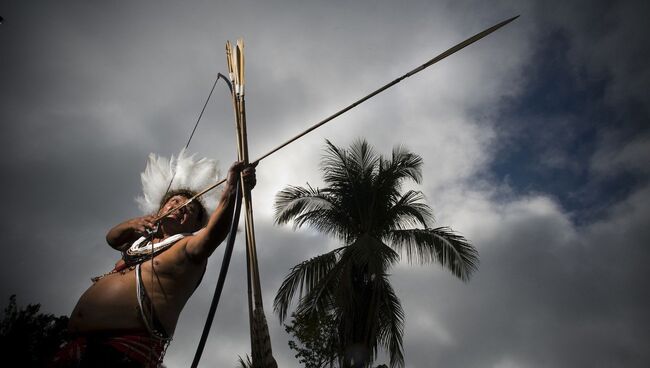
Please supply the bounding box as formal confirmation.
[52,160,256,367]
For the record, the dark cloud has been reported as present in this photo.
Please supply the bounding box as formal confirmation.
[1,0,648,367]
[415,187,650,368]
[487,0,650,222]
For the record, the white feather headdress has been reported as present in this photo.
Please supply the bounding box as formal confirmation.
[136,149,222,214]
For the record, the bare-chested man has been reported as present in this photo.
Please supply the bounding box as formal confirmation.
[52,161,255,367]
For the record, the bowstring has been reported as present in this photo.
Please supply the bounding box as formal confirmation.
[162,74,224,197]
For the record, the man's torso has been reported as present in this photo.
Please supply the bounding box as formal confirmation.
[68,236,207,337]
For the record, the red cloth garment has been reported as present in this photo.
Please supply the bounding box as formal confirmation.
[108,333,167,366]
[49,331,167,368]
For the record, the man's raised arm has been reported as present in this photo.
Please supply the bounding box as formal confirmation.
[184,161,256,261]
[106,215,157,251]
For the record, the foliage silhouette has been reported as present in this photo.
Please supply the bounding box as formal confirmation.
[273,139,478,368]
[0,295,69,367]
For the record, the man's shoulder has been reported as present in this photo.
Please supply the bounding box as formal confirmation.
[165,233,206,264]
[164,232,194,250]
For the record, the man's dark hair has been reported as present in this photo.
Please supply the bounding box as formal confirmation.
[159,189,208,231]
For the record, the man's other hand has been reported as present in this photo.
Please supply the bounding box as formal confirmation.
[226,161,257,192]
[127,215,157,236]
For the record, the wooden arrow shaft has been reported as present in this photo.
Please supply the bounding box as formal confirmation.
[154,16,518,223]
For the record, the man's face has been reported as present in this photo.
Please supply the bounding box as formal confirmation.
[158,195,201,233]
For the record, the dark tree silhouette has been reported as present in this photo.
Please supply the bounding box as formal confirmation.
[273,139,479,368]
[0,295,69,367]
[285,312,339,368]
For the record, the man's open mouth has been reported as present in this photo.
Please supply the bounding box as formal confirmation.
[166,210,183,220]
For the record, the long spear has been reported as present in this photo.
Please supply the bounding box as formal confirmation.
[153,15,518,223]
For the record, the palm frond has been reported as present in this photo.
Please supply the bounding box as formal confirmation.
[236,355,253,368]
[274,185,334,225]
[381,190,432,231]
[389,144,424,184]
[321,139,355,188]
[375,145,424,193]
[349,138,380,180]
[295,237,397,327]
[387,227,478,280]
[375,277,405,368]
[292,208,355,242]
[273,247,344,322]
[295,271,341,319]
[371,147,424,231]
[274,185,354,241]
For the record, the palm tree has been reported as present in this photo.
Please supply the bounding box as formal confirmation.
[273,139,478,368]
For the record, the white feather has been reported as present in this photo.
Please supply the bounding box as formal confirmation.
[135,149,222,214]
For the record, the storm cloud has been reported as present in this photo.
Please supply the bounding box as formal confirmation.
[1,1,648,367]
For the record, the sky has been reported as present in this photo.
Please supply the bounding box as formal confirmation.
[1,0,649,367]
